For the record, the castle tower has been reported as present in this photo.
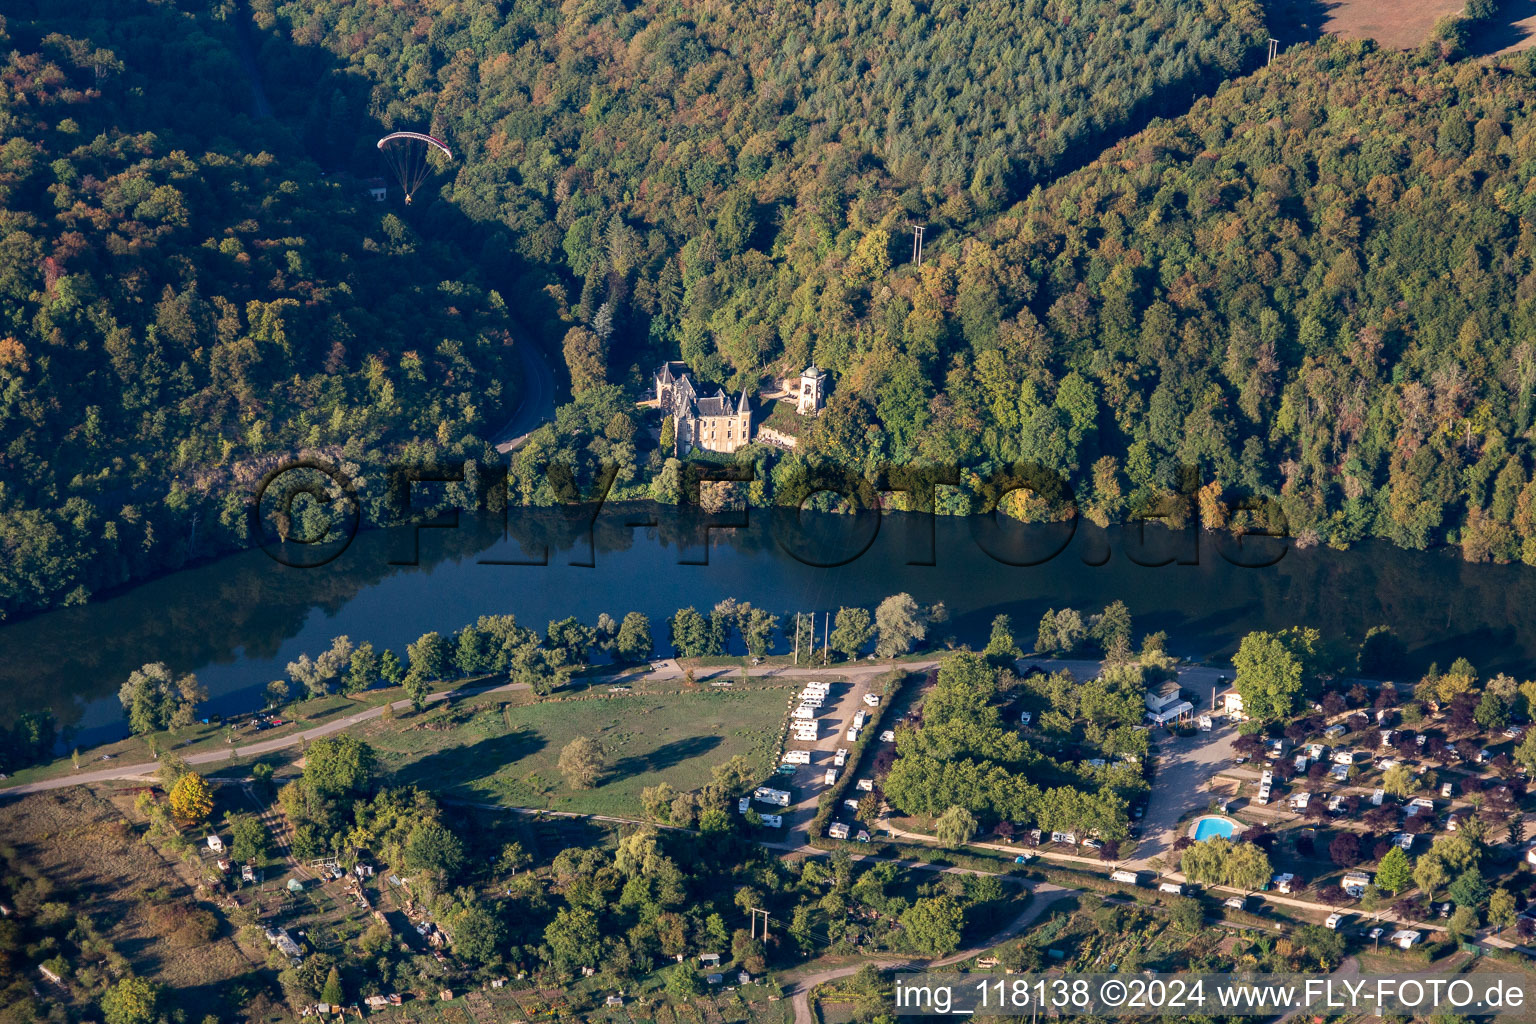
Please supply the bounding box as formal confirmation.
[796,364,826,415]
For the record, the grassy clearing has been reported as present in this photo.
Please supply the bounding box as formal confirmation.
[362,688,789,816]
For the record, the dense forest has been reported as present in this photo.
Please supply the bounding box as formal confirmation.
[11,0,1536,621]
[253,0,1536,562]
[0,0,521,620]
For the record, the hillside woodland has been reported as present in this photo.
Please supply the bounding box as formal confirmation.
[7,0,1536,622]
[261,0,1536,560]
[0,0,519,619]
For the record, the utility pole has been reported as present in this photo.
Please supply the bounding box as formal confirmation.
[823,613,830,665]
[1267,38,1279,65]
[749,907,770,940]
[793,613,800,665]
[911,224,924,267]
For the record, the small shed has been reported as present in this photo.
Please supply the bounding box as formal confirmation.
[699,952,722,968]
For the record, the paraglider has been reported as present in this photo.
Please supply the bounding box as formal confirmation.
[376,131,453,205]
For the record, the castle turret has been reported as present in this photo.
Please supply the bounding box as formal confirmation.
[796,364,827,415]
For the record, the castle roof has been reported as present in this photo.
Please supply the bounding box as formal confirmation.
[696,388,731,417]
[655,361,690,385]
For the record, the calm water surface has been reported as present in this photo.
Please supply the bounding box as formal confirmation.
[1,504,1528,746]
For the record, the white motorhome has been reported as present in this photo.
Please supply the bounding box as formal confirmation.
[753,787,791,807]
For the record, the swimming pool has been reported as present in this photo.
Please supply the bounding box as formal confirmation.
[1192,816,1238,842]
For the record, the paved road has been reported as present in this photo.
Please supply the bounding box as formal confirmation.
[0,680,530,797]
[785,881,1075,1024]
[1129,720,1239,868]
[493,339,559,452]
[4,653,1224,804]
[0,659,928,798]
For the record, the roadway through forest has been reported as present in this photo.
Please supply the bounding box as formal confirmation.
[493,337,559,452]
[231,0,274,119]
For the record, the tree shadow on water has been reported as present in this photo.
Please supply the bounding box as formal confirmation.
[609,735,723,781]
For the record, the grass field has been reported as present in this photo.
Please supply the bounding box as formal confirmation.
[1266,0,1461,50]
[362,687,792,815]
[1268,0,1536,53]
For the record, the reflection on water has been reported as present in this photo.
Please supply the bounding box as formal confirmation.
[0,502,1529,746]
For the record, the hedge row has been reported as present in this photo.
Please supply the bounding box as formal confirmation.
[805,668,911,840]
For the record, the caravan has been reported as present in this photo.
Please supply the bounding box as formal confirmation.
[753,787,791,807]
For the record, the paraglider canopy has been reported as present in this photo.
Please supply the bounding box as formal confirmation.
[376,131,454,205]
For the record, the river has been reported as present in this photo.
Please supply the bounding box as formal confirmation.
[1,503,1529,747]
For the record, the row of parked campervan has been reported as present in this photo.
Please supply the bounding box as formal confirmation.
[1109,869,1184,895]
[789,682,830,741]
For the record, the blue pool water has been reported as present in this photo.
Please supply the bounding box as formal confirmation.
[1193,817,1237,842]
